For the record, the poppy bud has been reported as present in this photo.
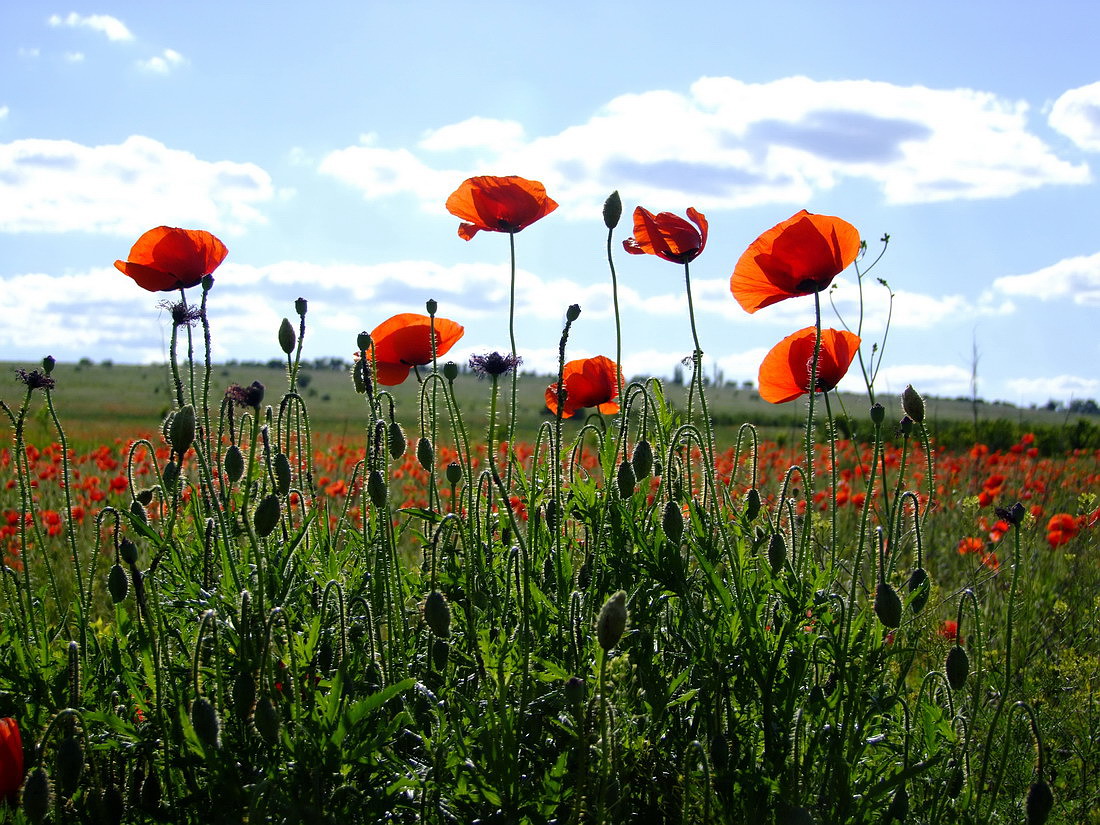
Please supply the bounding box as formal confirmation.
[870,403,885,425]
[662,500,684,544]
[388,421,406,459]
[417,437,434,471]
[135,488,153,506]
[616,460,636,499]
[253,494,281,538]
[278,318,296,355]
[294,297,308,316]
[367,470,387,508]
[162,460,180,490]
[425,298,438,316]
[597,590,628,652]
[129,498,146,525]
[42,355,56,374]
[253,696,280,745]
[57,733,84,798]
[191,697,221,751]
[108,564,128,603]
[443,361,459,382]
[273,453,292,497]
[907,567,929,614]
[946,760,965,799]
[169,404,196,457]
[546,498,561,530]
[431,638,449,670]
[566,304,581,322]
[1025,779,1053,825]
[901,384,925,423]
[21,766,51,823]
[945,644,969,690]
[224,445,244,483]
[768,532,786,574]
[603,191,623,229]
[139,768,161,812]
[119,537,138,565]
[885,786,908,821]
[100,782,124,825]
[423,591,451,638]
[744,488,762,522]
[445,462,463,486]
[233,671,257,723]
[631,439,653,480]
[874,581,902,628]
[201,274,215,291]
[899,415,914,436]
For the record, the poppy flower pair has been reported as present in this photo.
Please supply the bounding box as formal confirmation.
[360,313,465,386]
[115,226,228,292]
[545,356,620,419]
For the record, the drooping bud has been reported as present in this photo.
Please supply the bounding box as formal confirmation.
[191,697,221,751]
[874,581,902,628]
[232,671,257,723]
[108,564,128,603]
[744,488,762,522]
[946,760,965,799]
[423,591,451,638]
[603,191,623,230]
[768,533,787,574]
[907,567,929,614]
[630,439,653,480]
[135,488,153,506]
[367,470,387,508]
[253,494,281,538]
[662,500,684,544]
[885,786,908,822]
[253,696,280,745]
[1025,779,1053,825]
[56,732,84,798]
[278,318,296,355]
[21,766,51,823]
[597,590,628,652]
[273,453,292,497]
[119,537,138,565]
[388,421,406,460]
[564,676,585,705]
[162,460,180,490]
[945,644,969,690]
[416,437,434,471]
[616,460,636,499]
[169,404,196,457]
[129,498,146,526]
[901,384,925,423]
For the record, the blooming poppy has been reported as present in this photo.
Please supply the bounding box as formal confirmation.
[445,176,558,241]
[545,356,620,418]
[622,207,708,264]
[0,717,22,802]
[363,313,464,386]
[1046,513,1080,548]
[731,210,860,313]
[757,327,861,404]
[115,226,228,292]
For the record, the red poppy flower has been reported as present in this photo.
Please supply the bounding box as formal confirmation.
[545,356,620,419]
[115,226,228,292]
[0,717,23,802]
[1046,513,1081,548]
[445,176,558,241]
[364,313,464,386]
[757,327,861,404]
[731,210,860,313]
[622,207,708,264]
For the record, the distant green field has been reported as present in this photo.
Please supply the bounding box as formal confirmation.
[1,360,1093,453]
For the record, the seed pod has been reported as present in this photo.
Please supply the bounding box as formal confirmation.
[108,564,129,603]
[233,671,257,723]
[744,488,761,522]
[119,537,138,565]
[630,439,653,480]
[191,697,221,751]
[901,384,925,423]
[416,437,434,471]
[367,470,388,509]
[886,786,908,821]
[662,500,684,544]
[870,402,886,425]
[597,590,628,652]
[56,733,84,798]
[423,591,451,638]
[273,453,292,497]
[169,404,196,457]
[616,460,636,499]
[253,696,280,745]
[253,494,280,538]
[908,567,930,614]
[388,421,406,459]
[945,644,969,690]
[874,581,902,629]
[21,766,51,823]
[442,361,459,382]
[1025,779,1053,825]
[445,461,463,486]
[278,318,296,355]
[768,533,786,574]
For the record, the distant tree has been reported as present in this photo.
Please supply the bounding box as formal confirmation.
[1068,398,1099,416]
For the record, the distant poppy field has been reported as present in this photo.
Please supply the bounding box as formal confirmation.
[1,177,1098,823]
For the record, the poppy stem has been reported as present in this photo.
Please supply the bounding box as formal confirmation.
[505,232,519,487]
[801,292,824,566]
[606,226,624,402]
[683,261,716,501]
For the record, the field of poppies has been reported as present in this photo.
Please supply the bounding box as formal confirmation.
[1,178,1098,824]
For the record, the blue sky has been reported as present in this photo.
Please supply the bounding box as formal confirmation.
[2,1,1098,406]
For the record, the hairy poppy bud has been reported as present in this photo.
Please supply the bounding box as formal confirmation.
[546,498,561,530]
[874,581,902,628]
[564,676,585,705]
[946,760,965,799]
[56,733,84,798]
[417,437,434,471]
[253,494,281,538]
[603,190,623,230]
[129,498,146,526]
[367,470,387,508]
[135,488,153,506]
[901,384,925,423]
[597,590,628,652]
[423,591,451,638]
[224,445,244,483]
[162,460,180,490]
[21,766,51,823]
[168,404,196,457]
[119,537,138,565]
[233,671,257,723]
[616,460,636,499]
[445,462,463,486]
[945,644,969,690]
[191,697,221,751]
[768,533,786,574]
[108,564,128,603]
[631,439,653,480]
[273,453,292,497]
[42,355,56,374]
[662,500,684,544]
[442,361,459,382]
[899,415,914,436]
[744,488,762,522]
[253,696,280,745]
[431,638,449,670]
[870,403,885,425]
[278,318,296,355]
[388,421,406,460]
[907,567,929,614]
[1025,779,1053,825]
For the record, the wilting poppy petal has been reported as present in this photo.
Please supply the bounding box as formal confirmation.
[115,226,228,292]
[758,327,861,404]
[364,313,464,386]
[622,207,707,264]
[546,356,620,418]
[0,717,23,801]
[731,210,860,313]
[446,176,558,240]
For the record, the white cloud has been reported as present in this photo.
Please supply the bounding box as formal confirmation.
[138,48,185,74]
[875,363,974,399]
[990,252,1100,306]
[0,135,275,235]
[1006,375,1100,402]
[64,51,84,63]
[0,106,8,120]
[18,48,40,58]
[1049,82,1100,151]
[47,12,133,42]
[320,76,1088,216]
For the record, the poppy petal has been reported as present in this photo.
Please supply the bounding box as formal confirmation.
[446,176,557,240]
[758,327,861,404]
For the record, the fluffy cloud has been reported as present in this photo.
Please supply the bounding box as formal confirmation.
[1006,375,1100,401]
[875,364,974,399]
[1049,82,1100,152]
[137,48,185,74]
[47,12,133,42]
[0,135,275,235]
[0,106,8,120]
[321,76,1088,216]
[990,252,1100,306]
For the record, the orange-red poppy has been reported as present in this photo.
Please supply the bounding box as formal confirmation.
[545,356,620,418]
[1046,513,1080,548]
[0,717,22,802]
[115,226,228,292]
[364,313,464,386]
[731,210,860,313]
[622,207,708,264]
[445,176,558,241]
[757,327,861,404]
